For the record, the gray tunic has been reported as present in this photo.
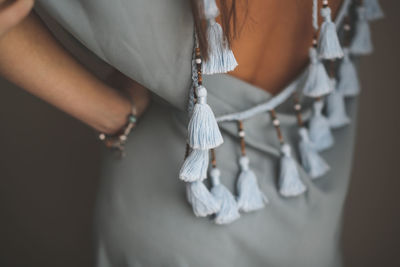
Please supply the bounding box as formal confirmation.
[36,1,357,266]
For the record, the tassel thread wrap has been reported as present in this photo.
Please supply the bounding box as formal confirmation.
[309,100,334,151]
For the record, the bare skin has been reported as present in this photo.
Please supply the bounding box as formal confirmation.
[0,1,342,135]
[229,0,343,95]
[0,12,150,134]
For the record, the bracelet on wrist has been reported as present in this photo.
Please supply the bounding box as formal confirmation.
[98,103,138,158]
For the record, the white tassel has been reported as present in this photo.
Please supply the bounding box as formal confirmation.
[309,100,334,152]
[279,144,307,197]
[210,168,240,224]
[338,48,360,97]
[188,86,223,150]
[236,156,267,212]
[186,181,221,217]
[298,127,330,179]
[202,0,219,20]
[350,7,373,55]
[303,47,333,97]
[326,79,351,129]
[202,19,238,75]
[318,7,344,59]
[179,149,209,182]
[364,0,384,21]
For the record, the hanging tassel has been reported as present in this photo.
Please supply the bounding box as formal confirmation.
[210,167,240,224]
[202,0,219,20]
[202,19,238,75]
[179,149,209,182]
[279,144,307,197]
[338,48,361,97]
[186,181,221,217]
[236,156,267,212]
[318,3,344,59]
[303,47,333,97]
[308,100,334,151]
[188,85,223,150]
[326,78,351,128]
[364,0,384,21]
[350,6,373,55]
[298,127,330,179]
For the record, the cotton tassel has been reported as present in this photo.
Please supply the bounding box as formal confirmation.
[318,6,344,59]
[202,0,219,20]
[202,19,238,75]
[188,85,223,150]
[364,0,384,21]
[308,100,334,151]
[303,47,333,97]
[337,48,360,97]
[350,7,373,55]
[279,144,307,197]
[298,127,330,179]
[209,168,240,224]
[179,149,209,182]
[186,181,221,217]
[326,79,350,129]
[236,156,267,212]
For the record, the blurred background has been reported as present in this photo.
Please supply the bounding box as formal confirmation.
[0,1,399,267]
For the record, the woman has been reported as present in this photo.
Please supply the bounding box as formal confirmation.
[0,0,381,266]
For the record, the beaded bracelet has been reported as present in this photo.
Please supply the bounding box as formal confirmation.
[98,103,138,158]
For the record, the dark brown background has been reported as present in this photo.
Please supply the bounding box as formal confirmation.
[0,1,399,266]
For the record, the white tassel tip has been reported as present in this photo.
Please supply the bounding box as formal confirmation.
[350,7,373,56]
[327,79,351,129]
[365,0,384,21]
[279,144,307,197]
[202,0,219,20]
[202,20,238,75]
[186,181,221,217]
[303,47,333,98]
[179,149,209,182]
[210,168,240,225]
[236,156,267,213]
[309,100,334,152]
[318,7,344,59]
[298,128,330,179]
[338,48,360,97]
[188,86,223,150]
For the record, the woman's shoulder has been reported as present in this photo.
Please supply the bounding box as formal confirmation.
[37,0,195,110]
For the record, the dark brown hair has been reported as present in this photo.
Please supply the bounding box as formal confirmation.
[190,0,247,61]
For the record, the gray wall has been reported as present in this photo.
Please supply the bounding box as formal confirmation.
[0,1,399,266]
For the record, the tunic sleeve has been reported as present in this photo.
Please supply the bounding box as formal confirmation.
[36,0,195,110]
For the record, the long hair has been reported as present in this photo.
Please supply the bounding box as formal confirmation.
[190,0,247,61]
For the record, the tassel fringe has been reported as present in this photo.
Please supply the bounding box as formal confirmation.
[318,7,344,59]
[236,156,267,212]
[364,0,384,21]
[338,48,360,97]
[202,20,238,75]
[186,181,221,217]
[326,79,351,129]
[188,86,223,150]
[298,127,330,179]
[350,7,373,55]
[210,168,240,224]
[279,144,307,197]
[179,149,209,182]
[309,100,334,151]
[303,47,333,97]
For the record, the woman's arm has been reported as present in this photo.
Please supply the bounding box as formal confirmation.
[0,0,34,37]
[0,11,149,134]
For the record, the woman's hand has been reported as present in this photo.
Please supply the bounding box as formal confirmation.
[0,0,34,38]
